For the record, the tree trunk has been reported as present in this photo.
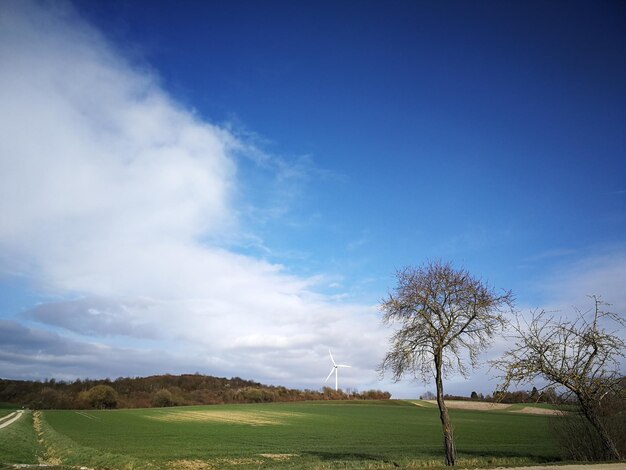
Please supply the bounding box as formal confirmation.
[579,398,621,460]
[435,353,455,466]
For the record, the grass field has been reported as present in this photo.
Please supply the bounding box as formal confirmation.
[0,410,41,465]
[0,400,563,469]
[0,403,17,420]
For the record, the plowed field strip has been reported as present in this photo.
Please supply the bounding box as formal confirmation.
[150,410,304,425]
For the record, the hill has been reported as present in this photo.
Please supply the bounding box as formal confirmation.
[0,374,390,409]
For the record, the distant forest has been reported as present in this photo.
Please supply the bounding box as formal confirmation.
[0,374,391,409]
[425,387,563,404]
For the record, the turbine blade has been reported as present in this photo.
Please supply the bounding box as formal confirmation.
[328,349,336,366]
[337,364,351,368]
[325,368,335,382]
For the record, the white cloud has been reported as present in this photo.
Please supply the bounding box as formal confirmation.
[533,246,626,316]
[0,1,389,392]
[0,2,235,263]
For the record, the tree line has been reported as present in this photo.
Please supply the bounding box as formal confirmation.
[419,386,561,404]
[0,373,390,410]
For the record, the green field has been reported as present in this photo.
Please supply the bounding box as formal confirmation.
[0,400,562,469]
[0,410,41,465]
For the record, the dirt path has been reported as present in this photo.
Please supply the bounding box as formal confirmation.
[0,410,23,429]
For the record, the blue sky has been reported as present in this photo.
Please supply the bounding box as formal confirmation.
[0,0,624,398]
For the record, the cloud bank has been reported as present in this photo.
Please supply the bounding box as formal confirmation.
[0,1,385,391]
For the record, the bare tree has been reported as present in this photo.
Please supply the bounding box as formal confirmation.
[379,261,514,466]
[493,296,624,460]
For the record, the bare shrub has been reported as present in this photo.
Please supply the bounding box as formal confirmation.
[551,385,625,461]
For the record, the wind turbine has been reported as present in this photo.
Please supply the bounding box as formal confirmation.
[325,349,351,391]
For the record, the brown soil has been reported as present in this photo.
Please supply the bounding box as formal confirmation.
[168,458,265,468]
[425,400,510,411]
[169,460,215,470]
[258,453,298,460]
[510,406,564,415]
[424,400,565,415]
[151,409,303,426]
